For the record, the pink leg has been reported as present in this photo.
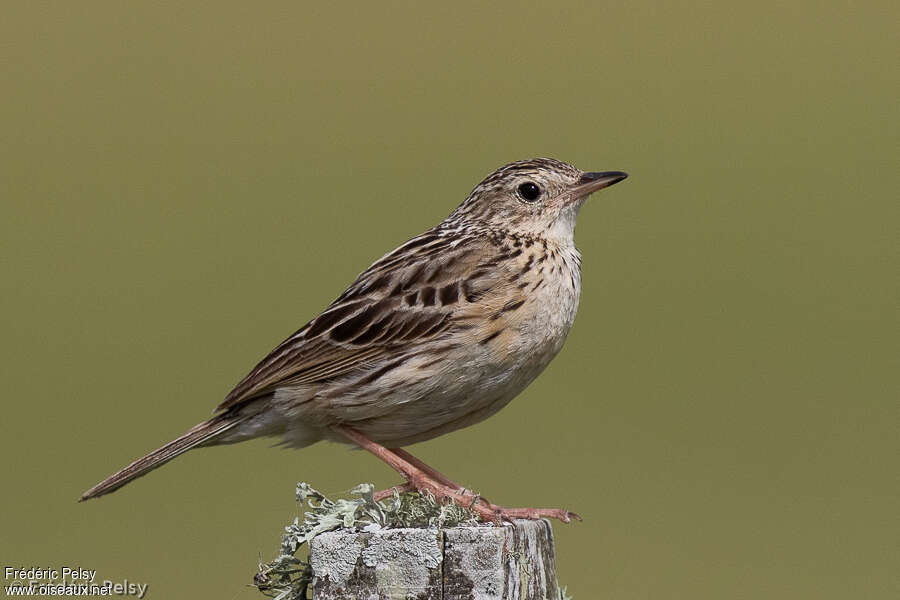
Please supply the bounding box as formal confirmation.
[372,448,486,503]
[372,482,414,501]
[334,425,483,512]
[333,425,580,524]
[390,448,462,489]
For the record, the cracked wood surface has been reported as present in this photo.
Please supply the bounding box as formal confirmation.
[309,519,558,599]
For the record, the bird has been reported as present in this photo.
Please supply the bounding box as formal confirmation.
[80,158,628,522]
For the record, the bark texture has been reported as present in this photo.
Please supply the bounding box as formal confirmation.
[309,519,558,600]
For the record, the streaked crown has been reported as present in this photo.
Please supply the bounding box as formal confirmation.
[447,158,591,243]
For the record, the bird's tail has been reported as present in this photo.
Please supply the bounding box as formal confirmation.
[79,413,245,501]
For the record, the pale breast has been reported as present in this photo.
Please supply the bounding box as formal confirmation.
[360,242,583,445]
[518,244,582,354]
[276,237,584,448]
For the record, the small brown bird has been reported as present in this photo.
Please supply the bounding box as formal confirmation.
[81,158,627,522]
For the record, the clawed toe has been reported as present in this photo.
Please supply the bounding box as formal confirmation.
[371,480,580,524]
[487,506,582,524]
[372,482,414,502]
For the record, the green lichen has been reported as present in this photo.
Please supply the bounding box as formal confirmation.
[252,482,575,599]
[253,482,480,599]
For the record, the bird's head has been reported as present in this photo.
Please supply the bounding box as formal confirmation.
[449,157,627,244]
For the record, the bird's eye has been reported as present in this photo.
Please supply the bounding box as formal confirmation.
[517,181,542,202]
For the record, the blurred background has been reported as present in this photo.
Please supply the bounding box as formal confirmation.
[1,2,897,598]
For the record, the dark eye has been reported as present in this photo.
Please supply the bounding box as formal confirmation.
[517,181,542,202]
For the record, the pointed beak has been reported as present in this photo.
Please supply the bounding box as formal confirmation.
[569,171,628,199]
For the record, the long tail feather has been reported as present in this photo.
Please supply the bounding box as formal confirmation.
[79,414,244,501]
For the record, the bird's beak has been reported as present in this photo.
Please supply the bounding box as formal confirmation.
[569,171,628,199]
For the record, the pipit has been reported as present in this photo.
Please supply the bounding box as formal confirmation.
[81,158,628,522]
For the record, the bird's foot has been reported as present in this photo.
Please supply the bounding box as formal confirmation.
[479,504,582,524]
[334,425,579,524]
[372,482,414,501]
[373,477,487,505]
[425,486,580,524]
[373,480,579,524]
[372,476,497,523]
[372,479,483,505]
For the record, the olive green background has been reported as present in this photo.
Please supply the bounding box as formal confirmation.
[1,2,896,598]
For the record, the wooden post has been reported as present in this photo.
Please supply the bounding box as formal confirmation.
[309,518,559,600]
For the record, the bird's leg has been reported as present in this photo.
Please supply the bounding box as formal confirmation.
[389,448,482,497]
[372,482,414,501]
[478,504,582,524]
[333,425,579,524]
[371,447,491,505]
[386,449,580,521]
[333,425,475,506]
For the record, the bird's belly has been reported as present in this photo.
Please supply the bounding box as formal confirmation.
[314,267,582,447]
[330,346,551,447]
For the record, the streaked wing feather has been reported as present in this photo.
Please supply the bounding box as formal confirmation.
[215,230,511,412]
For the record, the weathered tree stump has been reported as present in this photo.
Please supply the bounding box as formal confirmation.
[309,519,559,600]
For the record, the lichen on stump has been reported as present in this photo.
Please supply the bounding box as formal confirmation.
[443,520,558,600]
[253,483,567,600]
[310,519,558,600]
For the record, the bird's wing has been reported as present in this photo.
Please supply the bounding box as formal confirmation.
[215,229,523,413]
